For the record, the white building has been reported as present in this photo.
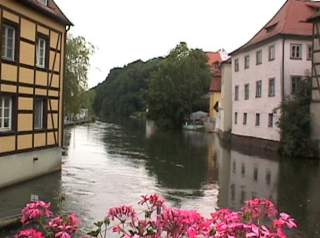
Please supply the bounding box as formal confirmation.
[231,0,320,142]
[216,60,232,134]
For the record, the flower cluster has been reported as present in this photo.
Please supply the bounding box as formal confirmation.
[17,196,298,238]
[17,201,80,238]
[48,213,80,238]
[15,229,44,238]
[21,201,53,225]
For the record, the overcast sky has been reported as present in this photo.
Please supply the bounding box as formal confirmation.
[55,0,286,88]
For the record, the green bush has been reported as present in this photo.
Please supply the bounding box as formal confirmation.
[278,79,318,159]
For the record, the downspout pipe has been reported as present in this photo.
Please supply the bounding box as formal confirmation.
[61,25,71,148]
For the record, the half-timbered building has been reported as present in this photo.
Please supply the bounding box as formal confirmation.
[0,0,72,188]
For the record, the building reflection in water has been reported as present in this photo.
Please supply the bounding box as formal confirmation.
[212,136,279,210]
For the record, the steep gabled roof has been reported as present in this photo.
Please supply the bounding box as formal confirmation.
[232,0,320,55]
[19,0,73,26]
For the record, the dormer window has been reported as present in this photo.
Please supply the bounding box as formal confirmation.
[39,0,48,6]
[265,22,278,32]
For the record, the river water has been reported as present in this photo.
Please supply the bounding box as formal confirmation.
[0,119,320,237]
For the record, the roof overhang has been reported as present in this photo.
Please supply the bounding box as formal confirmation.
[18,0,73,26]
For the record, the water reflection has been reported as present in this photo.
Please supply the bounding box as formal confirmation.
[0,120,319,238]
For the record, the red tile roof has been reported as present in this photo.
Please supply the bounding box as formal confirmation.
[232,0,320,54]
[19,0,73,26]
[207,52,223,92]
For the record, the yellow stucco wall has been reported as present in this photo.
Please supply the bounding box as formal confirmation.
[0,0,66,156]
[210,92,221,120]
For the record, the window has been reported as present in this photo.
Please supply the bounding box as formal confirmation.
[2,24,16,61]
[269,45,275,61]
[253,167,258,182]
[256,80,262,98]
[268,113,274,128]
[291,76,302,95]
[241,163,245,177]
[290,44,302,60]
[230,184,235,201]
[243,113,247,125]
[266,170,271,186]
[244,55,250,69]
[0,96,13,131]
[240,190,246,204]
[255,113,260,126]
[36,37,47,68]
[235,85,239,101]
[232,161,236,174]
[256,50,262,65]
[244,84,249,100]
[234,112,238,125]
[307,45,312,61]
[34,97,47,130]
[234,58,239,72]
[268,78,275,97]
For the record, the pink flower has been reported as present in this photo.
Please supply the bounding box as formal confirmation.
[15,229,44,238]
[55,231,71,238]
[107,205,137,222]
[138,194,165,209]
[21,201,53,224]
[48,213,80,236]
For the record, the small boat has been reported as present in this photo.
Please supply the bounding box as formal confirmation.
[183,122,205,131]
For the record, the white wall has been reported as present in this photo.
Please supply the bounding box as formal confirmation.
[231,38,312,141]
[232,39,283,141]
[218,63,232,132]
[0,148,61,189]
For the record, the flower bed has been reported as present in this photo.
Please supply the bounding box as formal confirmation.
[16,194,297,238]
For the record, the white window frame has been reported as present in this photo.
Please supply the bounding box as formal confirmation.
[244,84,250,100]
[268,78,275,97]
[291,76,302,95]
[34,98,44,130]
[244,55,250,69]
[268,113,274,128]
[2,24,16,61]
[234,58,239,72]
[269,45,275,61]
[290,44,302,60]
[235,85,239,101]
[255,113,260,126]
[243,113,247,125]
[256,50,262,65]
[307,45,312,61]
[36,37,47,68]
[256,80,262,98]
[0,96,12,131]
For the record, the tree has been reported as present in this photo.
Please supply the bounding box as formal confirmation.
[278,79,318,159]
[147,42,211,129]
[93,58,162,118]
[64,35,94,117]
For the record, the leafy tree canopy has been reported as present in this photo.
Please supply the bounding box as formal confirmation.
[93,58,163,118]
[64,35,94,116]
[147,42,211,129]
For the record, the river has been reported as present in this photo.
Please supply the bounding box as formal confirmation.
[0,119,320,237]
